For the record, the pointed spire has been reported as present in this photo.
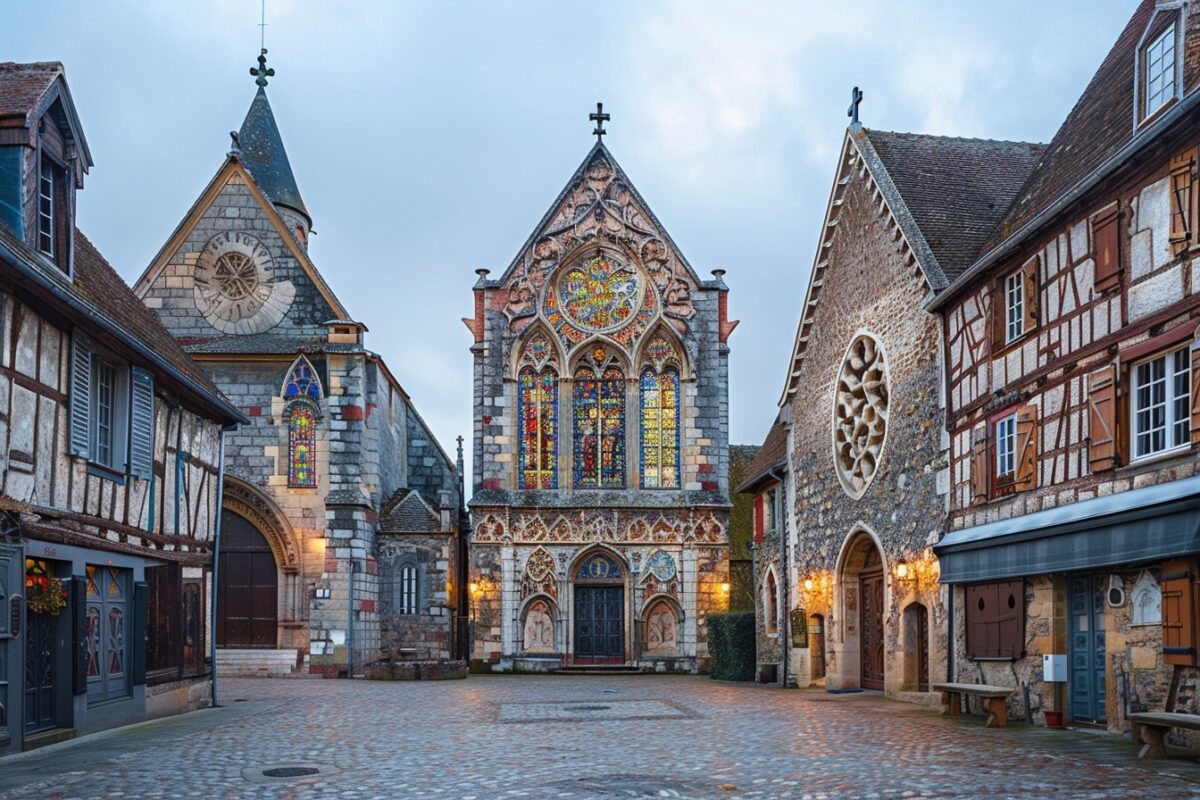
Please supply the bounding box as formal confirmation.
[236,51,309,225]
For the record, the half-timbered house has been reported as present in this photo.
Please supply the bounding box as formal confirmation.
[0,62,244,753]
[932,0,1200,733]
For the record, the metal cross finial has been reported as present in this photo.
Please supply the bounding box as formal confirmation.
[847,86,864,130]
[589,102,611,140]
[251,48,275,88]
[259,0,268,50]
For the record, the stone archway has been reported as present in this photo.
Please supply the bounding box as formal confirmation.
[901,602,930,692]
[569,546,628,663]
[832,528,888,691]
[640,595,683,656]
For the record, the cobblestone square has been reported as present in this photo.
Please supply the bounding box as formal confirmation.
[2,675,1198,800]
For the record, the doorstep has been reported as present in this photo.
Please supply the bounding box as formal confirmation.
[22,728,77,751]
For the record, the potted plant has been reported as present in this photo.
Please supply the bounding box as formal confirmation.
[1043,709,1064,728]
[25,574,68,616]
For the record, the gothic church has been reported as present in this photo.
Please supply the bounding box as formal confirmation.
[466,116,735,672]
[134,52,463,675]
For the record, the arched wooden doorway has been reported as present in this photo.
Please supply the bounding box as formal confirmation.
[572,550,626,663]
[859,544,885,690]
[217,510,278,648]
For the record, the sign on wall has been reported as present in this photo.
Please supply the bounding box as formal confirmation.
[790,608,808,648]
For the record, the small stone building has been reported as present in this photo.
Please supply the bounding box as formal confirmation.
[465,126,737,672]
[773,118,1043,700]
[134,53,463,675]
[727,444,760,613]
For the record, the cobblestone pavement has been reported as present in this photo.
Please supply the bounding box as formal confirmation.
[3,675,1200,800]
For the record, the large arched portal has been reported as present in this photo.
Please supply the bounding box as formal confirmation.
[217,510,278,648]
[834,528,887,691]
[572,549,626,663]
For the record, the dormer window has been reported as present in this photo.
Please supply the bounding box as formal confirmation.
[38,159,56,256]
[1145,22,1177,118]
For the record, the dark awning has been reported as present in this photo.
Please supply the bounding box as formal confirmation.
[935,475,1200,584]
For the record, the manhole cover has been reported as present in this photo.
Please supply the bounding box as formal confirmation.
[563,705,611,711]
[263,767,319,778]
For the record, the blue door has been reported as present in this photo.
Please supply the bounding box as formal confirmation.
[1068,574,1106,723]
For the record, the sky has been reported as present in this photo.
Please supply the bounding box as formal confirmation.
[2,0,1136,478]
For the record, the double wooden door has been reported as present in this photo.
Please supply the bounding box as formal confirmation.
[217,511,278,648]
[1069,574,1106,723]
[859,549,885,690]
[574,586,624,661]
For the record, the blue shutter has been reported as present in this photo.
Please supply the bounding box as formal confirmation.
[129,367,155,479]
[69,332,92,458]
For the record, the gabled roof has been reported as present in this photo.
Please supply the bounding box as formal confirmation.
[237,87,309,223]
[496,140,703,286]
[735,418,788,494]
[0,61,92,169]
[379,488,442,533]
[865,131,1044,282]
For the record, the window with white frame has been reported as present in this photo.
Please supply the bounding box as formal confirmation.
[1005,271,1024,343]
[1132,346,1190,459]
[398,564,418,615]
[1145,23,1177,117]
[995,413,1017,478]
[38,160,55,256]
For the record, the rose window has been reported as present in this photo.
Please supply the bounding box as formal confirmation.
[833,334,889,498]
[212,252,260,300]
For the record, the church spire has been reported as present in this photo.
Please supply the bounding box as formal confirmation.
[236,49,311,233]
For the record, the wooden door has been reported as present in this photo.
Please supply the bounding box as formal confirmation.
[574,586,624,661]
[23,558,59,734]
[859,548,885,690]
[1068,574,1106,723]
[217,511,278,649]
[916,604,929,692]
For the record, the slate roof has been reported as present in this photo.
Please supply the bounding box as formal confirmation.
[238,87,309,222]
[978,0,1156,255]
[735,418,788,494]
[379,488,441,533]
[864,131,1045,281]
[0,61,60,119]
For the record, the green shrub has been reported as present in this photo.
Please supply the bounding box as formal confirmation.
[707,611,755,681]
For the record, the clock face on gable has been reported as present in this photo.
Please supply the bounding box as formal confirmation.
[194,232,296,334]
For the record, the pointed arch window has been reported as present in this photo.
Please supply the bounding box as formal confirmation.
[573,347,626,489]
[283,356,322,401]
[639,333,681,489]
[517,331,558,490]
[287,403,317,487]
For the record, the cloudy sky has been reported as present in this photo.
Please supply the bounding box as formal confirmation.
[3,0,1134,475]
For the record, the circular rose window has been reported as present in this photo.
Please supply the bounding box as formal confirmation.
[832,333,890,498]
[554,253,643,332]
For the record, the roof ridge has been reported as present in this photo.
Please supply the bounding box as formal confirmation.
[865,127,1048,148]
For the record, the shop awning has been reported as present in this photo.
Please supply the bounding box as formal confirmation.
[934,475,1200,584]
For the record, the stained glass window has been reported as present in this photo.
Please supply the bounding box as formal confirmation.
[640,367,680,488]
[518,366,558,489]
[573,358,625,489]
[288,404,317,487]
[575,552,623,580]
[283,356,322,400]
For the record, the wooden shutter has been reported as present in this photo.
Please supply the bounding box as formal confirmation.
[1022,255,1039,333]
[1170,148,1196,254]
[990,282,1006,353]
[1192,340,1200,446]
[753,494,764,539]
[129,366,155,479]
[1087,365,1118,471]
[1162,559,1199,666]
[970,424,990,504]
[1092,205,1121,292]
[1014,405,1038,491]
[69,331,92,458]
[965,581,1024,660]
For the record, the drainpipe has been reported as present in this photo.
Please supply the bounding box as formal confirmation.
[748,540,757,668]
[209,427,228,707]
[766,466,788,687]
[347,559,358,678]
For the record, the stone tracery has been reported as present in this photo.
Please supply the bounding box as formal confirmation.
[833,333,890,498]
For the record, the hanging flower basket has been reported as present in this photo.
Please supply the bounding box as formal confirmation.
[25,576,68,616]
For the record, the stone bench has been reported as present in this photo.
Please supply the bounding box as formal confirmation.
[1129,711,1200,759]
[931,682,1016,728]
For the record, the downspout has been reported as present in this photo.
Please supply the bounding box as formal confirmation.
[748,540,757,669]
[209,427,228,707]
[766,466,788,687]
[348,560,357,678]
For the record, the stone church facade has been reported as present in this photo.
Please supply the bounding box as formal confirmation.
[466,134,736,672]
[134,53,463,675]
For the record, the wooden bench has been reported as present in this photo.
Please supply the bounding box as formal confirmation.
[1129,711,1200,759]
[931,682,1016,728]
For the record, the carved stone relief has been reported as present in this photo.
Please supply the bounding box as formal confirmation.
[833,333,890,498]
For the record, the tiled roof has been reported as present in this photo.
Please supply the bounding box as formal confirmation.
[379,488,441,532]
[978,0,1155,254]
[735,418,788,494]
[238,88,309,221]
[72,230,226,399]
[865,130,1045,281]
[0,61,60,119]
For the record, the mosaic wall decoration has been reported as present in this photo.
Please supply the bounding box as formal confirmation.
[645,550,678,581]
[288,404,317,487]
[576,552,623,580]
[518,367,558,489]
[573,362,626,489]
[283,356,322,400]
[639,367,680,489]
[555,254,643,332]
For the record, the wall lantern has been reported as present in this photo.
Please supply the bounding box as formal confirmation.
[469,582,480,596]
[895,560,909,580]
[803,578,814,592]
[719,582,731,594]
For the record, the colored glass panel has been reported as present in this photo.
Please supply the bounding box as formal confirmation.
[288,405,317,487]
[640,367,680,488]
[556,256,641,332]
[576,552,623,580]
[518,367,558,489]
[573,366,625,488]
[283,358,321,400]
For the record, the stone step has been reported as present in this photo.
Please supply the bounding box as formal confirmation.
[216,648,305,677]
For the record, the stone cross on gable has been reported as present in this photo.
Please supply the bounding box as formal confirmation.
[251,48,275,88]
[590,102,611,139]
[847,86,864,130]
